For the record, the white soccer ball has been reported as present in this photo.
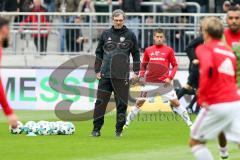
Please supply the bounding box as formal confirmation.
[25,121,76,136]
[51,122,60,135]
[53,121,63,135]
[9,121,23,134]
[48,122,56,135]
[24,121,38,134]
[58,122,68,135]
[31,124,39,134]
[37,121,51,135]
[64,122,75,135]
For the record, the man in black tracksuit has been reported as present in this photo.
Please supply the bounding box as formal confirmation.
[177,35,203,114]
[185,35,203,89]
[92,9,140,137]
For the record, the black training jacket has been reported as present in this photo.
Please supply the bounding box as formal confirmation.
[95,25,140,79]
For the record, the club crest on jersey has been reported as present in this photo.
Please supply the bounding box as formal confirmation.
[150,52,155,56]
[120,37,125,42]
[155,51,160,55]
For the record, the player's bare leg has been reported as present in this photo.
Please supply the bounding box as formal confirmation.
[218,132,229,159]
[189,138,214,160]
[170,98,193,127]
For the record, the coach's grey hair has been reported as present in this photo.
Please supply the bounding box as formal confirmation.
[112,9,126,20]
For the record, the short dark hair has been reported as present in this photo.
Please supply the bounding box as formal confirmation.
[227,5,240,13]
[0,17,9,29]
[154,28,165,35]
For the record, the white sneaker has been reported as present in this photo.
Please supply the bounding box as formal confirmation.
[220,151,229,159]
[123,124,129,131]
[187,121,193,128]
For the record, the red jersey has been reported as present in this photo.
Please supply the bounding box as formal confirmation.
[139,44,178,83]
[224,28,240,48]
[196,40,240,107]
[0,48,13,115]
[20,6,49,37]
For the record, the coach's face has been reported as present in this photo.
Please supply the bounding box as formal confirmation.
[154,32,165,45]
[227,11,240,33]
[113,15,125,29]
[0,25,9,48]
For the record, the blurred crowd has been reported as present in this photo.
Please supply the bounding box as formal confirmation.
[0,0,240,53]
[0,0,240,13]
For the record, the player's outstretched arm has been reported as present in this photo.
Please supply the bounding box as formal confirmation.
[0,78,18,128]
[7,113,18,129]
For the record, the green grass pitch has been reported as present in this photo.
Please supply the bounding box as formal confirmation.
[0,111,239,160]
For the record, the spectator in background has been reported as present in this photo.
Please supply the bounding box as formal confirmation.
[42,0,55,22]
[66,16,87,52]
[20,0,49,53]
[0,1,5,11]
[56,0,80,52]
[169,17,190,53]
[215,0,240,12]
[44,0,56,12]
[4,0,18,12]
[14,0,34,23]
[1,0,18,22]
[219,1,230,24]
[78,0,95,13]
[162,0,186,13]
[231,0,240,7]
[19,0,34,12]
[78,0,96,22]
[162,0,186,25]
[95,0,112,13]
[141,0,151,12]
[17,0,47,14]
[118,0,141,42]
[185,0,208,23]
[223,1,232,13]
[94,0,111,24]
[186,0,208,13]
[56,0,79,12]
[118,0,141,12]
[1,0,19,47]
[144,16,154,49]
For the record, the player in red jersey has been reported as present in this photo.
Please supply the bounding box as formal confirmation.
[224,9,240,49]
[224,6,240,87]
[0,17,18,129]
[217,6,240,159]
[189,17,240,160]
[124,28,192,129]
